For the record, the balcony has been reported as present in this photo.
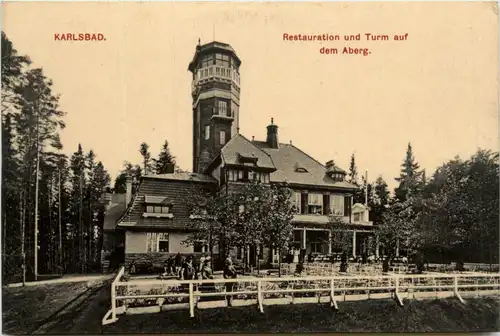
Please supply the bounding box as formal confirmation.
[291,214,373,226]
[191,65,240,93]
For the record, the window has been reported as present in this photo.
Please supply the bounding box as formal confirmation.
[194,242,207,253]
[146,205,170,214]
[291,191,301,212]
[308,193,323,215]
[216,53,230,67]
[354,213,361,222]
[157,233,169,252]
[220,131,226,145]
[205,125,210,140]
[217,100,227,116]
[146,232,169,253]
[201,54,213,68]
[330,195,344,216]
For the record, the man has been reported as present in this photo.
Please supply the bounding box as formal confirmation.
[223,257,238,307]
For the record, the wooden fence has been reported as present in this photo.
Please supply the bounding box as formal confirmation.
[101,266,500,326]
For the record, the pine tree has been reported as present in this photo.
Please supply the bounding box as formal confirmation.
[155,140,177,174]
[394,143,422,202]
[348,153,358,185]
[372,176,389,225]
[139,142,153,175]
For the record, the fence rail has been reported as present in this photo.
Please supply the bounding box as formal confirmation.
[101,267,500,326]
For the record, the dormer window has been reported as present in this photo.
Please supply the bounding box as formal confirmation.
[143,195,174,218]
[331,172,345,182]
[325,160,346,182]
[294,163,308,173]
[146,205,171,214]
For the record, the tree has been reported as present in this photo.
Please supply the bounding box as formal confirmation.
[371,176,390,225]
[377,197,423,262]
[1,31,30,114]
[349,153,366,204]
[113,161,142,193]
[394,143,423,202]
[347,153,358,185]
[155,140,176,174]
[262,183,296,276]
[326,215,353,254]
[139,142,154,175]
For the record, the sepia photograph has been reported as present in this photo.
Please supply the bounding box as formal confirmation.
[1,1,499,334]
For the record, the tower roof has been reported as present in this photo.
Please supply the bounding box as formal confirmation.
[188,41,241,72]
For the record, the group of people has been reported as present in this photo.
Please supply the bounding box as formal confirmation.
[162,254,239,307]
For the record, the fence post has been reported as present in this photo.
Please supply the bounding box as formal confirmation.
[453,275,465,304]
[330,278,338,310]
[111,281,117,321]
[394,275,403,306]
[189,282,195,318]
[257,280,264,313]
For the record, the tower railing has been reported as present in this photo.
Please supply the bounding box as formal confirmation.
[192,65,240,91]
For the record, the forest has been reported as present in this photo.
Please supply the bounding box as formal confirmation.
[2,32,111,282]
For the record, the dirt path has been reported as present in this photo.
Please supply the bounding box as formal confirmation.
[31,283,112,334]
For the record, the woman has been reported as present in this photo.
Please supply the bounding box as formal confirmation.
[199,259,216,302]
[223,257,238,307]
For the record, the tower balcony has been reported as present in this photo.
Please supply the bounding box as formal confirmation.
[191,65,240,93]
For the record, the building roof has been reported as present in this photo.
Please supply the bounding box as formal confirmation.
[143,172,217,184]
[102,193,127,231]
[253,141,357,190]
[116,175,213,230]
[188,41,241,72]
[219,134,276,170]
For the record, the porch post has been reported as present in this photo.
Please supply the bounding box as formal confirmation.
[302,228,307,250]
[396,238,400,257]
[352,230,357,257]
[328,230,332,254]
[375,235,380,258]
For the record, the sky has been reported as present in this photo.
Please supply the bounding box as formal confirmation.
[2,2,498,191]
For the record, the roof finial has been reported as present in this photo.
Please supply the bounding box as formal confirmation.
[252,136,255,141]
[271,117,274,125]
[198,38,201,46]
[290,140,292,145]
[237,127,240,134]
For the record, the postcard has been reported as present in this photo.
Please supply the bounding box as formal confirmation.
[1,1,498,334]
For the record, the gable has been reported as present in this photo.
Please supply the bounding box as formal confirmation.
[219,134,275,170]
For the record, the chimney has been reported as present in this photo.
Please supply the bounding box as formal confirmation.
[252,136,255,141]
[266,118,279,149]
[126,176,133,206]
[325,160,335,169]
[165,163,175,174]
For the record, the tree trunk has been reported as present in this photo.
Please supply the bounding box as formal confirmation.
[278,249,282,277]
[20,188,26,285]
[58,162,62,274]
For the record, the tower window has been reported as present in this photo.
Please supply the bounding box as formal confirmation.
[205,125,210,140]
[216,54,230,68]
[220,131,226,145]
[217,101,227,116]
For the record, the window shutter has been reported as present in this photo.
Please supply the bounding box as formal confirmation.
[323,194,330,215]
[301,193,308,214]
[344,196,351,217]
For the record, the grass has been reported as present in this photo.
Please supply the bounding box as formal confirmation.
[102,297,500,333]
[2,280,98,334]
